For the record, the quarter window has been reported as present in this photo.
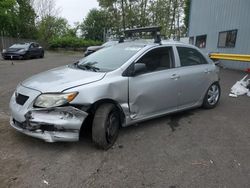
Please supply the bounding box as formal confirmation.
[177,47,208,67]
[218,30,237,48]
[135,47,173,74]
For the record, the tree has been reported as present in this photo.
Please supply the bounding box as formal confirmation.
[97,0,188,38]
[37,16,69,45]
[80,9,111,41]
[0,0,37,38]
[16,0,37,38]
[184,0,191,34]
[0,0,18,36]
[32,0,60,20]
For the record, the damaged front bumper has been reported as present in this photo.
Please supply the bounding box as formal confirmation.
[10,106,88,142]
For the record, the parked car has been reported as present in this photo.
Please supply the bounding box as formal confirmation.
[84,40,119,56]
[2,42,44,60]
[9,40,220,150]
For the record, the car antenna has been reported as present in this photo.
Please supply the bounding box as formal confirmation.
[124,26,162,44]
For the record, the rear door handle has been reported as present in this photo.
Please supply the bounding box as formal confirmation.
[171,74,180,80]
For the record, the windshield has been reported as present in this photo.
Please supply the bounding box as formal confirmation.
[77,44,143,72]
[10,43,29,49]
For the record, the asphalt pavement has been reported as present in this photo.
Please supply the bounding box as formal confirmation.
[0,52,249,188]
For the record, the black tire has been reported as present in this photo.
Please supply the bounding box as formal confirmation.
[92,103,120,150]
[202,82,221,109]
[40,51,44,58]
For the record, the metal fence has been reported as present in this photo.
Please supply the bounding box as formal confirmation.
[0,36,36,51]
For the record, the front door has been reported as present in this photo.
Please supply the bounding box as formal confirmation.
[128,46,179,119]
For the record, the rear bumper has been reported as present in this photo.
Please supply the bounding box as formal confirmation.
[10,106,88,142]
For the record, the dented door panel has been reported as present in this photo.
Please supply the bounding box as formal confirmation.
[128,69,179,119]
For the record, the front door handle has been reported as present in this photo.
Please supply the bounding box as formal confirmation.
[171,74,180,80]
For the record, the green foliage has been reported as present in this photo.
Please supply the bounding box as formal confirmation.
[49,36,102,49]
[37,16,70,45]
[0,0,18,36]
[0,0,37,38]
[1,0,189,48]
[95,0,187,38]
[16,0,37,38]
[80,9,111,41]
[184,0,191,31]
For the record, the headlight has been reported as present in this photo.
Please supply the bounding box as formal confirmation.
[34,92,78,108]
[2,49,6,53]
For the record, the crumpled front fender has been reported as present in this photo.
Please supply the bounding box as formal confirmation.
[25,106,87,131]
[11,106,88,142]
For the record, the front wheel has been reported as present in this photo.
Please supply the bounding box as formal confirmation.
[40,51,44,58]
[92,104,120,150]
[202,82,221,109]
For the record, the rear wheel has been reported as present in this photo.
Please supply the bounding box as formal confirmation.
[92,103,120,150]
[203,82,221,109]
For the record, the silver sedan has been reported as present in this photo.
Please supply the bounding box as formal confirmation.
[9,40,220,149]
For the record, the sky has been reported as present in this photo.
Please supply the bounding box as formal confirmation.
[56,0,99,26]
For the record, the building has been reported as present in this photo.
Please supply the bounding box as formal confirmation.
[188,0,250,70]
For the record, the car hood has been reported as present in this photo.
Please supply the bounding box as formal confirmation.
[21,65,106,93]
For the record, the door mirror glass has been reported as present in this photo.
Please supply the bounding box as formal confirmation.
[134,63,147,75]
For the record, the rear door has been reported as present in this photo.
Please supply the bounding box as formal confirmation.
[128,46,179,119]
[29,43,40,57]
[175,46,212,108]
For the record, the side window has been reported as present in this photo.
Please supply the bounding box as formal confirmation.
[30,44,34,49]
[136,47,173,74]
[177,47,208,67]
[34,43,39,48]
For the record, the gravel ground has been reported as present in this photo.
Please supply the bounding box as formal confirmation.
[0,52,249,188]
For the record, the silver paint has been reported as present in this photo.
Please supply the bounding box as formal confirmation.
[9,41,220,142]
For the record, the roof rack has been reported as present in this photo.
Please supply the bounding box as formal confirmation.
[123,26,162,44]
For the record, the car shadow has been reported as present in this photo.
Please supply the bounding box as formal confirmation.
[120,108,198,136]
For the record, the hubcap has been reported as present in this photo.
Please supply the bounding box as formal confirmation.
[106,111,119,143]
[207,84,220,105]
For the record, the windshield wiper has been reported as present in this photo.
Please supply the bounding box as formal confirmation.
[77,62,100,72]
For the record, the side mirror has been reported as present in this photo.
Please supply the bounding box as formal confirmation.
[133,63,147,75]
[122,63,147,77]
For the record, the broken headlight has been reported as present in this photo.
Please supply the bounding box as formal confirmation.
[34,92,78,108]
